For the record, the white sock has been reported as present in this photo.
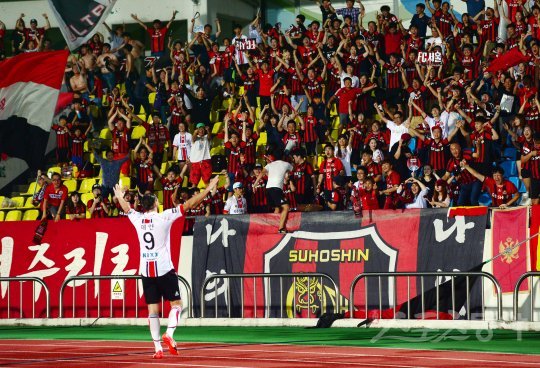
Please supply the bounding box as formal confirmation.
[148,314,162,351]
[166,306,182,338]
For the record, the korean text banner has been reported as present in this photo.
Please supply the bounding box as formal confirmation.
[0,217,184,318]
[192,209,488,318]
[47,0,118,50]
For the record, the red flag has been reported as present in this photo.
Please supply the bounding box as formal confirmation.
[448,206,488,218]
[491,207,528,293]
[486,48,529,73]
[530,205,540,271]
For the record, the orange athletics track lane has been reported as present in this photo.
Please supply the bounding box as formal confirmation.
[0,340,539,368]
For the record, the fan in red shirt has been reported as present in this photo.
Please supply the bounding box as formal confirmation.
[380,160,401,209]
[327,78,362,129]
[247,164,268,213]
[41,173,68,221]
[318,144,345,198]
[159,168,182,210]
[462,165,520,208]
[291,149,316,205]
[108,108,132,176]
[52,116,72,165]
[351,177,380,216]
[88,184,111,218]
[131,11,177,56]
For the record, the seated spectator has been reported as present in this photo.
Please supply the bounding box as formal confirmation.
[88,184,111,218]
[41,173,68,222]
[461,164,520,208]
[399,177,429,209]
[66,192,86,220]
[224,182,248,214]
[429,179,451,208]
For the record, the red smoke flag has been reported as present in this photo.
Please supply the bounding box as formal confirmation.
[486,48,529,74]
[0,51,69,169]
[530,205,540,271]
[491,207,529,293]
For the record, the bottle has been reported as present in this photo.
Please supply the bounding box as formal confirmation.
[33,218,48,244]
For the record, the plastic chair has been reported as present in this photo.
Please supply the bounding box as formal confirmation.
[81,193,94,206]
[22,182,38,196]
[500,160,518,177]
[503,147,517,161]
[47,166,62,177]
[257,132,267,146]
[79,178,96,193]
[478,192,492,206]
[0,211,4,221]
[212,122,223,135]
[119,176,131,189]
[5,210,22,222]
[99,128,112,140]
[24,197,38,208]
[148,92,157,106]
[23,209,39,221]
[63,179,78,193]
[508,176,527,193]
[10,196,25,208]
[155,190,163,203]
[131,125,147,140]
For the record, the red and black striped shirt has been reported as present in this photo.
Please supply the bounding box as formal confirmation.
[284,183,297,210]
[293,162,314,196]
[244,133,258,165]
[470,128,493,163]
[224,141,247,173]
[426,138,448,171]
[383,63,401,89]
[53,124,71,149]
[161,177,180,210]
[207,187,227,215]
[134,158,155,186]
[70,133,86,158]
[303,115,318,143]
[446,157,476,184]
[303,76,324,99]
[146,26,168,53]
[248,175,267,207]
[112,127,130,154]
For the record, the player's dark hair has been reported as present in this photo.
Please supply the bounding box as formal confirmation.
[141,194,157,212]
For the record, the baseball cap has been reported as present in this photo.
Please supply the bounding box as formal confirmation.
[254,163,263,169]
[30,19,38,24]
[233,182,243,189]
[196,123,206,129]
[401,133,412,141]
[92,184,101,191]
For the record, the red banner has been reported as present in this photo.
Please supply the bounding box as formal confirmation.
[531,205,540,272]
[0,218,184,318]
[492,207,529,293]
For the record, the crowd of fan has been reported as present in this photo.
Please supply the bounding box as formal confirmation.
[3,0,540,226]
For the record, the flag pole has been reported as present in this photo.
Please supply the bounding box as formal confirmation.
[484,231,539,265]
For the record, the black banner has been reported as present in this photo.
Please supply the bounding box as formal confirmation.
[192,210,488,318]
[48,0,118,50]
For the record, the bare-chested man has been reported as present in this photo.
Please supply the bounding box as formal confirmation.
[97,43,119,91]
[70,62,89,95]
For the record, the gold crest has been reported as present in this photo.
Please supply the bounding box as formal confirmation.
[499,237,519,264]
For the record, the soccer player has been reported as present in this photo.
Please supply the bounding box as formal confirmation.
[113,176,219,359]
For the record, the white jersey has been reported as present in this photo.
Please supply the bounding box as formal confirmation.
[173,132,192,161]
[224,196,247,215]
[127,207,184,277]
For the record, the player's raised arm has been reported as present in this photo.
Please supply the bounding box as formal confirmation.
[182,176,219,211]
[113,184,132,214]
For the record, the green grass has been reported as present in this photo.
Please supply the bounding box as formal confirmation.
[0,326,539,355]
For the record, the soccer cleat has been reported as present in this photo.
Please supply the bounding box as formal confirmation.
[153,350,164,359]
[162,333,178,355]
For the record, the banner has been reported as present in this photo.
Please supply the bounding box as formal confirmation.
[192,209,488,318]
[0,217,184,318]
[47,0,118,50]
[531,205,540,272]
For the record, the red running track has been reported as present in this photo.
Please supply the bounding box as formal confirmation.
[0,340,539,368]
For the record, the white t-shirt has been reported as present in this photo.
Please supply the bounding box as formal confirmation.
[425,111,450,138]
[340,72,359,88]
[189,135,211,163]
[224,196,247,214]
[405,188,429,209]
[265,160,293,189]
[127,207,184,277]
[232,35,249,65]
[386,120,410,150]
[173,132,192,161]
[335,145,352,176]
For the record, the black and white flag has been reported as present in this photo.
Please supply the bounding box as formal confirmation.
[47,0,118,50]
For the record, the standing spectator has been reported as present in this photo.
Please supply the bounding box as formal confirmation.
[318,144,346,199]
[97,43,118,92]
[17,13,50,48]
[158,168,183,210]
[52,116,72,165]
[41,173,68,222]
[224,182,248,214]
[69,123,92,168]
[131,11,178,57]
[410,3,431,38]
[380,159,401,209]
[88,184,111,218]
[172,122,192,174]
[93,149,130,200]
[374,104,411,150]
[442,143,481,206]
[133,138,156,194]
[335,0,364,26]
[108,106,132,176]
[189,123,213,187]
[461,164,520,207]
[291,149,317,207]
[255,153,293,233]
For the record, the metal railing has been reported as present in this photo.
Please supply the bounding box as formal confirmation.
[59,275,192,318]
[200,273,340,318]
[513,272,540,321]
[0,277,50,318]
[349,272,503,321]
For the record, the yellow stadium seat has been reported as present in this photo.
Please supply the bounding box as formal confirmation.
[84,141,89,152]
[81,193,94,206]
[47,166,61,177]
[257,132,267,146]
[212,122,223,135]
[63,179,78,193]
[5,210,22,222]
[79,178,96,193]
[131,125,147,140]
[210,146,224,156]
[86,210,91,219]
[148,92,156,105]
[22,182,39,196]
[210,111,219,123]
[10,196,25,208]
[330,103,337,116]
[119,176,131,189]
[0,196,5,208]
[99,128,112,140]
[158,204,163,213]
[160,162,170,174]
[155,190,163,203]
[0,211,4,221]
[197,179,207,189]
[24,197,38,208]
[138,105,146,115]
[23,209,39,221]
[182,176,189,188]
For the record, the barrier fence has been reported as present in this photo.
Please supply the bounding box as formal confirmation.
[200,273,340,318]
[514,272,540,322]
[0,277,50,318]
[349,272,503,321]
[59,275,192,318]
[1,272,540,322]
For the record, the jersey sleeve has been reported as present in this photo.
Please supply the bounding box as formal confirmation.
[162,205,185,222]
